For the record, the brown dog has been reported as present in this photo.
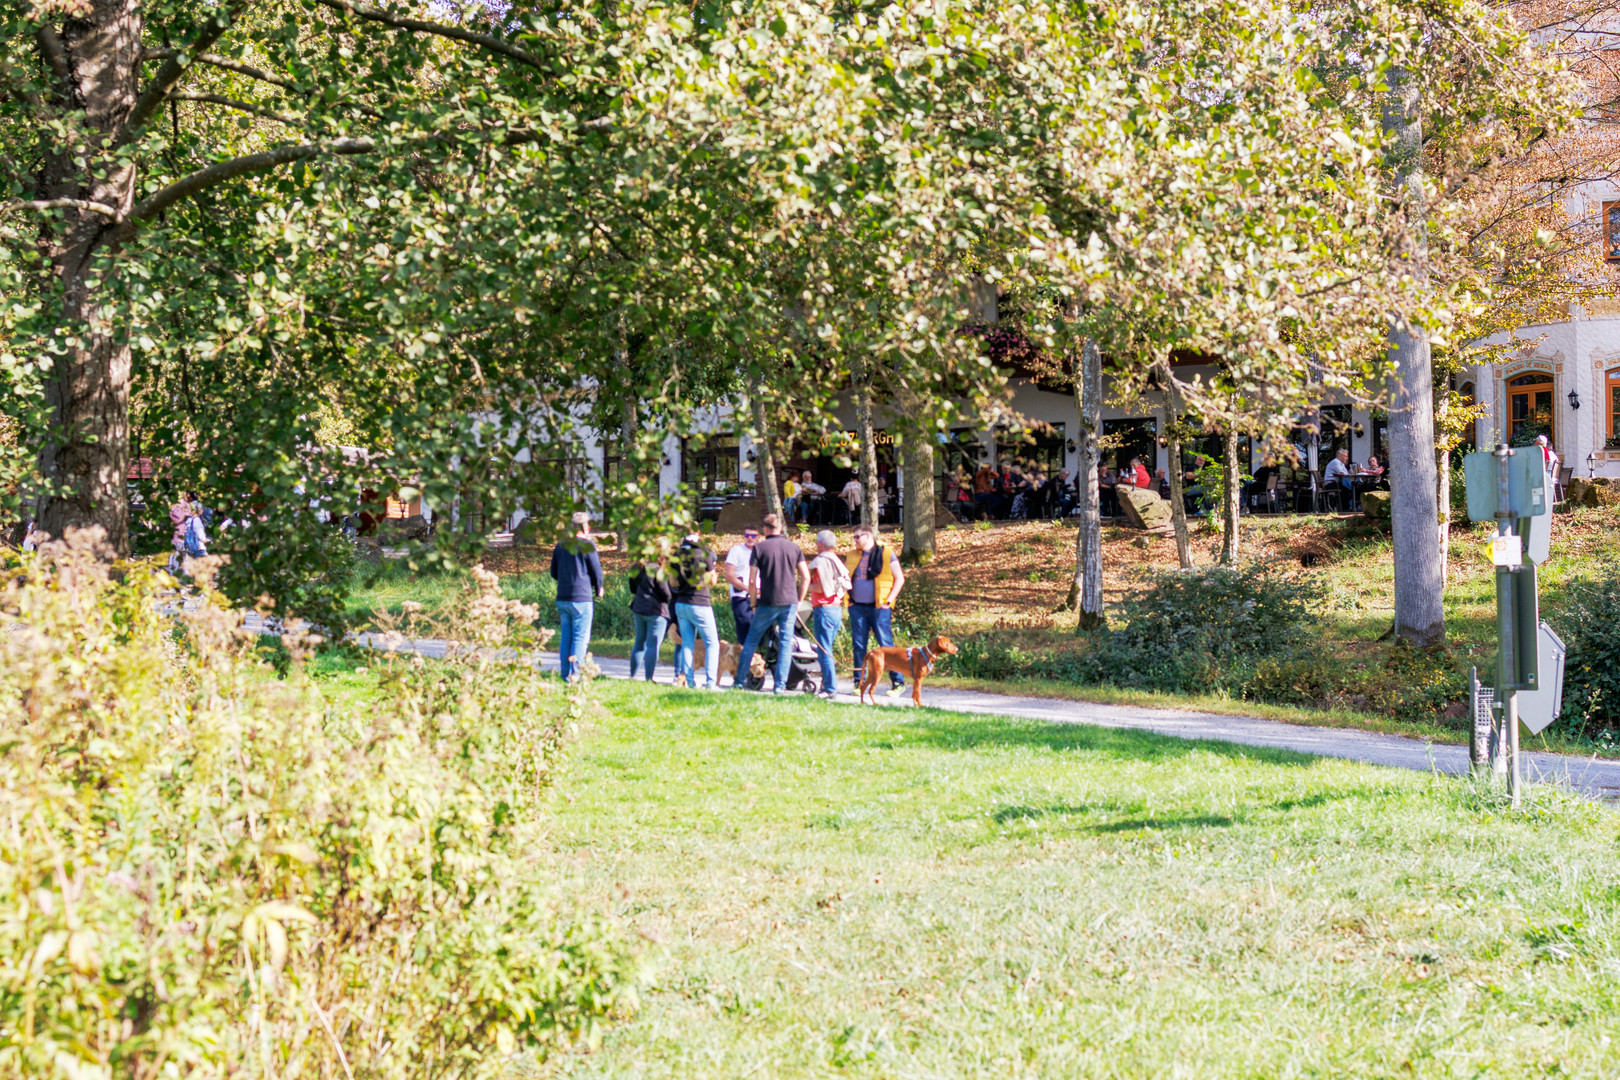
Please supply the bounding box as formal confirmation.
[670,628,767,686]
[859,635,958,706]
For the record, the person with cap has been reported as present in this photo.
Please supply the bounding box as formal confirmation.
[549,511,604,681]
[672,527,720,688]
[807,529,852,698]
[721,525,762,648]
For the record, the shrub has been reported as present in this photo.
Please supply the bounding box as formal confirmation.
[0,532,645,1079]
[1100,561,1323,692]
[892,572,946,640]
[1552,561,1620,735]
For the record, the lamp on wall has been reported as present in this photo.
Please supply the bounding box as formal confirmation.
[1065,439,1077,454]
[745,450,757,465]
[1158,434,1167,447]
[1569,387,1581,410]
[1353,423,1365,439]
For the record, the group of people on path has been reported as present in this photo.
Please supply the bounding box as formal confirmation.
[548,512,908,698]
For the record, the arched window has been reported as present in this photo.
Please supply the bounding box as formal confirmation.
[1507,372,1555,444]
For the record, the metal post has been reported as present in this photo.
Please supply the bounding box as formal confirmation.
[1508,692,1522,810]
[1492,443,1514,786]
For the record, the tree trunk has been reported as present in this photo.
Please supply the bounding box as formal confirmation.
[1064,339,1104,628]
[853,368,881,529]
[901,433,935,562]
[750,392,784,524]
[1220,427,1241,564]
[616,398,636,553]
[1384,64,1446,647]
[34,4,144,553]
[1160,362,1194,570]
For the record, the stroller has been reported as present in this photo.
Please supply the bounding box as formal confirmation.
[743,602,824,694]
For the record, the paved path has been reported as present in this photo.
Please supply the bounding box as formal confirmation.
[326,623,1620,800]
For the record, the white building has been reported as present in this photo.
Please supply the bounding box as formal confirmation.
[1469,299,1620,479]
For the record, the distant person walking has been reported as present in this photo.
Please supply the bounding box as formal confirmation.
[733,513,810,693]
[168,490,200,573]
[845,523,906,698]
[673,529,720,689]
[549,511,604,681]
[722,526,762,647]
[807,530,852,698]
[628,543,674,682]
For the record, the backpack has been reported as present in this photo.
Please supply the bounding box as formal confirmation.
[815,551,853,599]
[183,514,207,558]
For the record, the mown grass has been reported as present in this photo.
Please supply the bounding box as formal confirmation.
[521,680,1620,1079]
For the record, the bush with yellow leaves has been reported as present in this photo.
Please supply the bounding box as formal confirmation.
[0,530,644,1079]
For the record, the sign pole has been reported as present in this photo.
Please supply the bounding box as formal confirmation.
[1492,442,1515,791]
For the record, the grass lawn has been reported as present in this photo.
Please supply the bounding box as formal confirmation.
[527,679,1620,1079]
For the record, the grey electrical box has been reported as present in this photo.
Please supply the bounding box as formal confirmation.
[1517,622,1567,736]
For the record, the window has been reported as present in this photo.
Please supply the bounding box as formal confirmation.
[1606,201,1620,264]
[935,428,982,491]
[1609,369,1620,449]
[997,421,1068,477]
[1507,372,1555,445]
[1102,418,1158,474]
[1318,404,1354,461]
[680,432,740,494]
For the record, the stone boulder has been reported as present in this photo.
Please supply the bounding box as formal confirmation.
[375,514,431,545]
[1565,475,1619,508]
[511,518,542,547]
[1361,490,1391,521]
[1117,486,1173,532]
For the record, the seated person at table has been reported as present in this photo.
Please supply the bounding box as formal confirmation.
[1361,454,1385,479]
[1153,466,1170,499]
[1098,464,1118,516]
[798,471,826,522]
[1323,448,1356,504]
[972,464,997,517]
[1125,456,1151,489]
[783,474,801,523]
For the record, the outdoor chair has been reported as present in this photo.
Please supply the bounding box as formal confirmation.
[1556,464,1572,502]
[1257,474,1280,514]
[1309,469,1342,513]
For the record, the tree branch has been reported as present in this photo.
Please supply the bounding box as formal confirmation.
[144,49,299,94]
[312,0,547,71]
[126,6,244,135]
[1,198,122,218]
[128,137,375,225]
[170,91,299,125]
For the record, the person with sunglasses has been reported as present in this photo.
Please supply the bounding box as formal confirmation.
[721,525,762,648]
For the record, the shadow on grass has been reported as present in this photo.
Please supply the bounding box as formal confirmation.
[896,708,1318,768]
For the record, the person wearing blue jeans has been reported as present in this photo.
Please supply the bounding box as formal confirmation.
[845,524,906,695]
[550,512,604,681]
[806,531,850,698]
[628,551,674,681]
[672,531,721,688]
[731,514,810,694]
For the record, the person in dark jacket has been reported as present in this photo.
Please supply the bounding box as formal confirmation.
[672,530,719,688]
[549,511,604,681]
[628,543,674,682]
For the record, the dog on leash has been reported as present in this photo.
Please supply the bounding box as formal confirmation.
[859,635,958,706]
[667,626,767,686]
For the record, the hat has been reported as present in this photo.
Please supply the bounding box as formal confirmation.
[1536,434,1549,445]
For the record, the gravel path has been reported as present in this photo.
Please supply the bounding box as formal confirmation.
[324,623,1620,800]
